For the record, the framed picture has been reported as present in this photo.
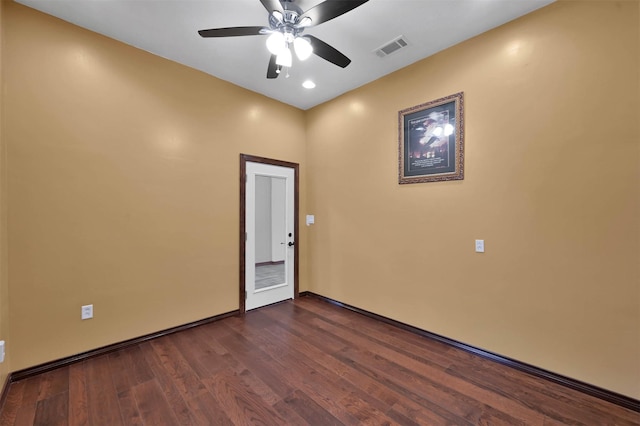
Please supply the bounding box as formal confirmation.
[398,92,464,184]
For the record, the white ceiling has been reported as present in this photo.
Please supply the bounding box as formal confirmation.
[15,0,554,110]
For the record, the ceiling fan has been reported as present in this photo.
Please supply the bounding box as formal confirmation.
[198,0,370,79]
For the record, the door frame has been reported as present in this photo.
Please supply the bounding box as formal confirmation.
[239,154,299,314]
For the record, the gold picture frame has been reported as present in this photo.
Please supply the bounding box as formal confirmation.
[398,92,464,184]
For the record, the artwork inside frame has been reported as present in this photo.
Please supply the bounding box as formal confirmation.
[398,92,464,184]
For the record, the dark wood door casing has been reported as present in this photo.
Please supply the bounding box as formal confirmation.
[239,154,300,313]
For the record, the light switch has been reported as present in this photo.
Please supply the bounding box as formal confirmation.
[306,215,315,226]
[475,240,485,253]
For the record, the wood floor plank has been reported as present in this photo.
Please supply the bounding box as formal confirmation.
[260,304,349,354]
[389,398,460,426]
[307,314,480,419]
[234,368,282,407]
[358,344,529,424]
[10,378,41,426]
[293,297,354,325]
[131,379,180,425]
[272,397,313,425]
[255,324,402,424]
[0,381,25,426]
[12,403,37,426]
[108,346,154,394]
[446,347,640,424]
[138,341,197,425]
[309,310,545,425]
[226,310,299,352]
[35,368,69,403]
[190,323,284,412]
[338,390,404,425]
[382,406,423,426]
[206,369,285,426]
[127,346,155,385]
[115,389,143,426]
[190,321,236,357]
[186,390,234,425]
[148,337,208,401]
[1,297,637,425]
[446,359,638,425]
[263,321,401,408]
[216,328,295,400]
[108,350,137,395]
[280,389,344,426]
[228,330,367,425]
[67,362,88,426]
[85,355,124,426]
[333,346,474,425]
[300,298,458,369]
[171,327,229,380]
[33,391,68,426]
[316,309,547,424]
[18,377,41,406]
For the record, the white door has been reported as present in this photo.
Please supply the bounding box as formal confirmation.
[245,161,295,310]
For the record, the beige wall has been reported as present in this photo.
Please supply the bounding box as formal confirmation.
[1,0,639,401]
[0,0,11,388]
[3,1,307,371]
[306,1,639,398]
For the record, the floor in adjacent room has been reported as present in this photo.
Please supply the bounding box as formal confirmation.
[0,296,638,425]
[255,263,285,290]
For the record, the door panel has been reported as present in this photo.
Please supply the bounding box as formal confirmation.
[245,161,295,310]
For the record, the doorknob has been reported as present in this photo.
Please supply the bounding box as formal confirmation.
[288,241,295,247]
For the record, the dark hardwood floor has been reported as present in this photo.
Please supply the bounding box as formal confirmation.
[1,296,638,425]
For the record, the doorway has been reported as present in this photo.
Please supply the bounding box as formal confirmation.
[240,154,299,312]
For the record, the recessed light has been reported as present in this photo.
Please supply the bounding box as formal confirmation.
[302,80,316,89]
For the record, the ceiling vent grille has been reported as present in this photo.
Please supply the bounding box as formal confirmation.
[374,36,409,58]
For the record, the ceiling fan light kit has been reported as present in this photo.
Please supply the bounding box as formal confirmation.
[275,46,292,67]
[266,31,285,55]
[198,0,369,79]
[293,37,312,60]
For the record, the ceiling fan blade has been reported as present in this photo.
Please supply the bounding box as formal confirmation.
[306,35,351,68]
[267,54,280,79]
[198,26,266,38]
[299,0,369,26]
[259,0,284,14]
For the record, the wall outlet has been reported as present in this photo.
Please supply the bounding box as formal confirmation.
[81,304,93,320]
[475,239,485,253]
[0,340,5,363]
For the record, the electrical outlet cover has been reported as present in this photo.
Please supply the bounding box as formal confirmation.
[81,304,93,320]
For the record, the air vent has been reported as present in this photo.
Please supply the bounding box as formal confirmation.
[374,36,409,58]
